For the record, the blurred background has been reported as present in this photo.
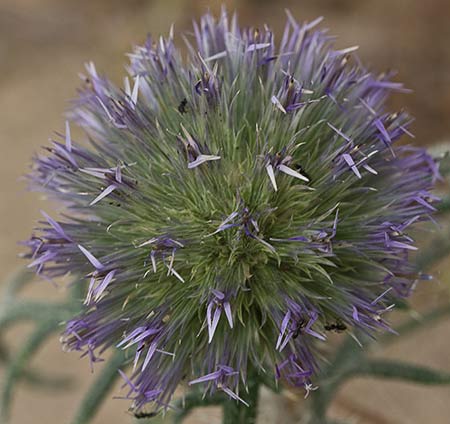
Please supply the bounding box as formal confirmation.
[0,0,449,423]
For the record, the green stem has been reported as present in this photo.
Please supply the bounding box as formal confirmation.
[173,392,226,424]
[307,378,342,424]
[0,320,62,422]
[222,369,260,424]
[71,349,126,424]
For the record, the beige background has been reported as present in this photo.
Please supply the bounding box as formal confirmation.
[1,1,450,423]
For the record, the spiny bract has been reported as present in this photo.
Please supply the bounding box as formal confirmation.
[26,9,438,411]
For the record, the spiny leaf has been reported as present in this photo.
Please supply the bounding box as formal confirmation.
[312,332,381,421]
[350,359,450,385]
[2,269,34,299]
[0,300,76,330]
[310,353,450,423]
[0,338,72,390]
[313,305,450,417]
[71,349,126,424]
[0,321,61,422]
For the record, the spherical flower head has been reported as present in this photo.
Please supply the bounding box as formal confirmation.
[25,9,439,411]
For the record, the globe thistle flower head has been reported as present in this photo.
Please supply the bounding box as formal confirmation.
[26,9,439,411]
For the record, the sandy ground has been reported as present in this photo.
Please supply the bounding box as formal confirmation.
[1,1,450,423]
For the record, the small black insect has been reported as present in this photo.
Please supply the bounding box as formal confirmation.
[178,98,188,114]
[324,320,347,333]
[133,411,158,419]
[292,318,307,339]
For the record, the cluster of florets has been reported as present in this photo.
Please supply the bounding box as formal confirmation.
[26,9,438,411]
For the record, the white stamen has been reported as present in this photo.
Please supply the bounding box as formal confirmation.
[151,255,157,273]
[278,164,309,182]
[334,45,359,55]
[124,77,131,97]
[65,121,72,152]
[131,75,140,105]
[246,42,271,52]
[138,238,158,247]
[266,163,278,191]
[271,95,286,114]
[188,154,221,169]
[205,51,227,61]
[90,184,117,206]
[170,268,185,283]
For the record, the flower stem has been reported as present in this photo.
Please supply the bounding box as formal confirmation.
[222,369,260,424]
